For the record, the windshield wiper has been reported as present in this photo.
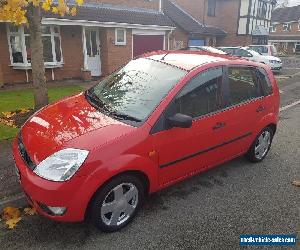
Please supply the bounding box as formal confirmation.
[85,90,141,122]
[85,89,111,113]
[109,111,141,122]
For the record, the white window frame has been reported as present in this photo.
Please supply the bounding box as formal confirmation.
[6,24,63,68]
[298,22,300,31]
[115,28,126,46]
[269,25,276,33]
[283,23,291,32]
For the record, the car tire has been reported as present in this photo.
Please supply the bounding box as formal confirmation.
[90,174,145,232]
[245,127,274,162]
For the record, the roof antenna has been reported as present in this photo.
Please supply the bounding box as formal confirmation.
[161,52,170,61]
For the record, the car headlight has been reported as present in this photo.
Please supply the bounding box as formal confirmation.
[33,148,89,182]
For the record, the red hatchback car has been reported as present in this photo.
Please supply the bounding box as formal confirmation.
[13,51,279,232]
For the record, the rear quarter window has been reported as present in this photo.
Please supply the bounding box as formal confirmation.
[256,68,273,96]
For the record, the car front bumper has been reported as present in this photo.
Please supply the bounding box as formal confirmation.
[12,138,92,222]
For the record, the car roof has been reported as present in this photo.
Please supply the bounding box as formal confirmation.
[142,51,234,71]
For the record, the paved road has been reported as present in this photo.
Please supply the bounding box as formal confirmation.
[0,79,299,250]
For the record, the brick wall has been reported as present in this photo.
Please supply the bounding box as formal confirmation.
[100,28,133,75]
[0,62,3,87]
[271,22,300,35]
[172,0,253,46]
[87,0,160,11]
[170,28,188,49]
[54,26,84,80]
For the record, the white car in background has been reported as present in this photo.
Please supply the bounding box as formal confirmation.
[245,45,278,56]
[219,47,282,72]
[181,46,228,55]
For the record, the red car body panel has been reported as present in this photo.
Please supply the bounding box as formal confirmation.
[13,51,280,222]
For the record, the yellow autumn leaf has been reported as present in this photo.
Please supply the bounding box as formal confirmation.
[19,108,30,114]
[2,206,21,220]
[0,118,16,127]
[75,0,83,6]
[70,6,76,16]
[6,217,22,229]
[42,1,51,11]
[31,0,40,7]
[52,6,58,14]
[24,207,37,216]
[2,111,15,119]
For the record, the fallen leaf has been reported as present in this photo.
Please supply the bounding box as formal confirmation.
[19,108,31,114]
[24,207,37,216]
[5,217,21,229]
[291,180,300,187]
[2,206,21,220]
[1,112,15,119]
[2,206,22,229]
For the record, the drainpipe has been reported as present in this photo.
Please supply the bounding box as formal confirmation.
[203,0,206,25]
[159,0,162,12]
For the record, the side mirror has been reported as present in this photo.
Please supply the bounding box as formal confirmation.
[167,113,193,128]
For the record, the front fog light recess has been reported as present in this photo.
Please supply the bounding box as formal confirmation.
[39,203,67,216]
[47,206,67,216]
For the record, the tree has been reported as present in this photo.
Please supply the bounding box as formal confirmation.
[0,0,83,110]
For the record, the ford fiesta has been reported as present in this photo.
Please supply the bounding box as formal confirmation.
[13,51,279,232]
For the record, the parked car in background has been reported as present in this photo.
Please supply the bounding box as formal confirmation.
[181,46,228,55]
[13,51,279,232]
[219,47,282,72]
[245,45,278,56]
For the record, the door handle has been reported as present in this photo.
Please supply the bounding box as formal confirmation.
[213,122,226,130]
[256,106,265,113]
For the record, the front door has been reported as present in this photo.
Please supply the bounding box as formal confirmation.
[153,67,231,185]
[85,28,101,76]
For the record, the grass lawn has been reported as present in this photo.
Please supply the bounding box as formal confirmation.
[0,85,85,140]
[0,124,19,141]
[0,85,84,113]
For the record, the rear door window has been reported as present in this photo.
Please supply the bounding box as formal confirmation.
[226,66,263,105]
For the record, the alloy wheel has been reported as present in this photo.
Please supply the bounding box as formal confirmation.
[254,130,271,160]
[100,183,139,226]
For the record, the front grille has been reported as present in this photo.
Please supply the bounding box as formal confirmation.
[18,134,36,170]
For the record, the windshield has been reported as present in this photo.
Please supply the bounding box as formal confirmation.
[86,58,186,123]
[248,49,261,56]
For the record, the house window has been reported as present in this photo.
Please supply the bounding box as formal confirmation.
[257,1,267,19]
[207,0,216,17]
[115,28,126,45]
[7,24,63,66]
[283,23,291,32]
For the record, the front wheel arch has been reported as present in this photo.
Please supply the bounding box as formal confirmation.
[85,170,150,221]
